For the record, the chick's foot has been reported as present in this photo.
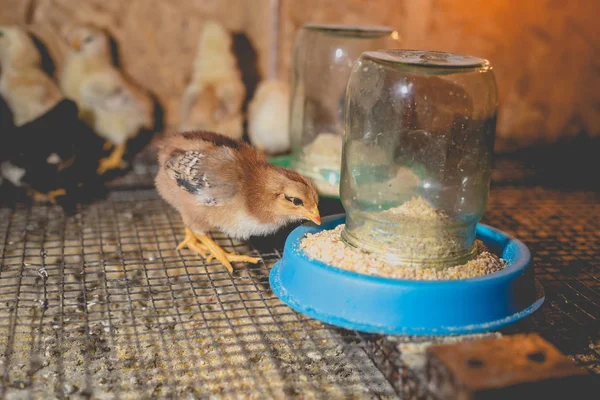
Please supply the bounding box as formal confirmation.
[97,143,126,174]
[177,228,209,257]
[177,228,259,273]
[30,188,67,205]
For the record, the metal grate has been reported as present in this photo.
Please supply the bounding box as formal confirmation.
[361,185,600,397]
[0,158,598,398]
[0,190,396,399]
[483,187,600,371]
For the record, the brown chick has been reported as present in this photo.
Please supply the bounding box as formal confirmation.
[155,131,321,273]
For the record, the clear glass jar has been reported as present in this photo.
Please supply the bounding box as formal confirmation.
[289,24,397,197]
[340,50,498,268]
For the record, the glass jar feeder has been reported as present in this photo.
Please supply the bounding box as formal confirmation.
[289,24,397,197]
[340,50,498,268]
[271,51,540,334]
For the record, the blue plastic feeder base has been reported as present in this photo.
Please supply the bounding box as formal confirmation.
[269,214,544,336]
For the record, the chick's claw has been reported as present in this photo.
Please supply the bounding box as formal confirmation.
[177,228,209,258]
[176,228,194,251]
[195,233,259,274]
[177,228,259,273]
[196,233,259,263]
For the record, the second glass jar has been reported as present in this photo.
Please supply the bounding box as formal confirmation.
[289,24,397,197]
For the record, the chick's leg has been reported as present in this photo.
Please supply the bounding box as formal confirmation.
[97,143,127,174]
[177,228,209,257]
[177,228,259,273]
[195,234,259,273]
[30,189,67,205]
[102,141,113,151]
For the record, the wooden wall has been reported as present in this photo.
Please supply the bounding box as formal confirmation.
[1,0,598,152]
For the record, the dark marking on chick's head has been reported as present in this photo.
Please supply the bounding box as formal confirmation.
[27,32,55,77]
[106,33,121,68]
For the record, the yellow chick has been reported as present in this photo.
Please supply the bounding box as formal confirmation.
[247,79,290,155]
[60,24,159,175]
[0,25,62,127]
[80,69,155,175]
[0,25,106,206]
[59,24,114,123]
[179,21,245,140]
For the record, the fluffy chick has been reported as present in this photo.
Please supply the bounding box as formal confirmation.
[179,21,245,140]
[155,131,321,273]
[0,25,104,207]
[59,24,113,122]
[0,26,62,127]
[60,24,159,175]
[80,69,156,175]
[247,79,290,155]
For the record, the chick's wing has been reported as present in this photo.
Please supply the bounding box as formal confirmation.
[164,147,238,206]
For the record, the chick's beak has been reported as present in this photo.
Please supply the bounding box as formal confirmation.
[72,39,80,51]
[304,206,321,225]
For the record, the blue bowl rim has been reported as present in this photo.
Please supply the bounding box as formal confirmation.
[270,259,545,335]
[287,213,531,286]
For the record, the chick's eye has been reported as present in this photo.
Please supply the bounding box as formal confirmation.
[83,35,93,44]
[285,195,303,207]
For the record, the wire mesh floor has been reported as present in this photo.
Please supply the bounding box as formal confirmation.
[0,167,599,398]
[0,190,397,399]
